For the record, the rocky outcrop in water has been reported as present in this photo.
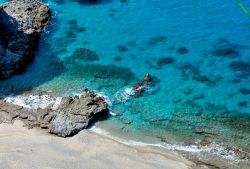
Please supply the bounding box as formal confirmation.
[0,89,108,137]
[0,0,51,79]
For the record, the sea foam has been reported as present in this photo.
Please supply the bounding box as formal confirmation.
[114,87,135,102]
[5,95,60,110]
[89,126,245,162]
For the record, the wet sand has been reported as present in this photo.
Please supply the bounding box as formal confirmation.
[0,121,204,169]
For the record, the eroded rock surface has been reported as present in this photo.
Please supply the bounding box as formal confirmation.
[0,89,108,137]
[0,0,51,79]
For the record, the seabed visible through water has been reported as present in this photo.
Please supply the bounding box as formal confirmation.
[0,0,250,167]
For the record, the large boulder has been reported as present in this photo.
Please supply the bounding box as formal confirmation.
[0,0,51,79]
[0,89,109,137]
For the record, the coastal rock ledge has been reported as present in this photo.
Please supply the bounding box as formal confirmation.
[0,89,109,137]
[0,0,51,79]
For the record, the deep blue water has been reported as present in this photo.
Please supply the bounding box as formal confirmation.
[0,0,250,161]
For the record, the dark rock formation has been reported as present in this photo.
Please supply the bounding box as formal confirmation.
[0,89,108,137]
[0,0,51,79]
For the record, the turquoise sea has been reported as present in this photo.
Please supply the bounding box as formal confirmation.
[0,0,250,165]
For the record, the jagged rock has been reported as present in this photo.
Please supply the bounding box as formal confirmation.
[131,73,160,96]
[0,89,108,137]
[0,0,51,79]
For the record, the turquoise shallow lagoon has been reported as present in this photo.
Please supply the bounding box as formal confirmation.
[0,0,250,164]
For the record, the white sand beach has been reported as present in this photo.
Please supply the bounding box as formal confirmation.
[0,121,203,169]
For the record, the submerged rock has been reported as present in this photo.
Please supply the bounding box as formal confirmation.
[239,88,250,95]
[157,57,175,67]
[146,57,175,70]
[179,63,217,87]
[238,101,247,107]
[66,63,136,84]
[0,89,108,137]
[210,39,239,58]
[67,19,85,33]
[116,44,128,52]
[132,73,160,96]
[230,61,250,78]
[176,47,188,54]
[113,56,123,61]
[0,0,51,79]
[71,48,99,61]
[114,73,160,103]
[147,35,167,46]
[210,48,238,58]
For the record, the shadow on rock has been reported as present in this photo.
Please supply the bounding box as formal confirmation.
[0,0,51,79]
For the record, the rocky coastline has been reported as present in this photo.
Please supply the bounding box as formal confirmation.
[0,0,51,79]
[0,0,111,138]
[0,89,109,137]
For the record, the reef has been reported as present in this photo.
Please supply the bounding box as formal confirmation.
[0,0,51,79]
[66,63,136,84]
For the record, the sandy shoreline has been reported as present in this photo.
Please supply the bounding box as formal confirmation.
[0,121,206,169]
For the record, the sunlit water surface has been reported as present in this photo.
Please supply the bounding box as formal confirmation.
[0,0,250,163]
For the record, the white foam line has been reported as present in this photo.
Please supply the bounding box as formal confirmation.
[4,90,111,111]
[109,111,116,116]
[115,87,135,102]
[94,91,116,116]
[89,126,246,162]
[96,92,112,107]
[5,94,62,110]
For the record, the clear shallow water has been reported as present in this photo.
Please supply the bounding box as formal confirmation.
[0,0,250,162]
